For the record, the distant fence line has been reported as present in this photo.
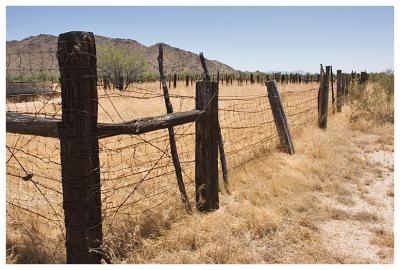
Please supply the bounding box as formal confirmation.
[6,31,361,264]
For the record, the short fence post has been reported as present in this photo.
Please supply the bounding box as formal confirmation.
[265,80,295,154]
[195,81,219,211]
[336,70,342,112]
[318,66,330,129]
[57,31,103,264]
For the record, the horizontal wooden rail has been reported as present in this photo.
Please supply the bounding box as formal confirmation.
[6,110,204,139]
[97,110,204,138]
[6,112,60,138]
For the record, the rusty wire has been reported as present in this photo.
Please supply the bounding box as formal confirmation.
[6,51,324,246]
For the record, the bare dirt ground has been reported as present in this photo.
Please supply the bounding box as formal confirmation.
[318,123,394,263]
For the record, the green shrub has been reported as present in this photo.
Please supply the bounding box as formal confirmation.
[97,44,147,90]
[349,70,393,124]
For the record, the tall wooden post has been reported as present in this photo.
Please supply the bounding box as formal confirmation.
[344,74,349,97]
[158,45,192,213]
[265,80,295,154]
[173,74,177,88]
[330,65,335,114]
[57,31,102,264]
[318,66,330,129]
[195,81,219,211]
[336,70,342,113]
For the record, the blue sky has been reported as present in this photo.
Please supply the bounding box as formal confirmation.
[6,6,394,73]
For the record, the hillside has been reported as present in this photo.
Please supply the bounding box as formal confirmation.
[6,34,236,75]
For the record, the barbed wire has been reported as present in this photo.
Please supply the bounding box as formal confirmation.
[6,50,326,253]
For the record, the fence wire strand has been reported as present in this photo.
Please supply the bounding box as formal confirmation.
[6,50,329,253]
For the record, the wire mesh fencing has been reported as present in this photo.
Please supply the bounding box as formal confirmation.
[6,35,339,263]
[6,51,64,247]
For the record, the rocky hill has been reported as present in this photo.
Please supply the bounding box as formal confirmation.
[6,34,236,75]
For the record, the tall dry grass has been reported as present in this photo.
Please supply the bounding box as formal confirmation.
[6,79,393,263]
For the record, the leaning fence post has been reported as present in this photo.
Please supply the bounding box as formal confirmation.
[157,45,192,213]
[265,80,295,154]
[318,66,330,129]
[195,81,219,211]
[336,70,342,112]
[57,31,103,264]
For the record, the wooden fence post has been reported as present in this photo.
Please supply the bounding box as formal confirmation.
[173,74,177,88]
[318,66,330,129]
[265,80,295,154]
[57,31,103,264]
[195,81,219,211]
[336,70,342,112]
[158,45,192,213]
[185,75,189,87]
[344,74,349,97]
[331,65,335,114]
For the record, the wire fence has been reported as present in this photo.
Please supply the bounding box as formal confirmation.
[6,48,333,261]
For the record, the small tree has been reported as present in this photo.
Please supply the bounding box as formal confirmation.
[97,44,147,90]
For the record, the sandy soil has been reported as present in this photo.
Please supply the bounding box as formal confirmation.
[319,131,394,263]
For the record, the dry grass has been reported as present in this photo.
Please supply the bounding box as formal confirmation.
[6,81,394,264]
[6,221,65,263]
[370,228,394,261]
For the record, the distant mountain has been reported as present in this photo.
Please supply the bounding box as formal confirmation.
[6,34,236,75]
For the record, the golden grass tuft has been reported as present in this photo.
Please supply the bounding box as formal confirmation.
[6,222,65,263]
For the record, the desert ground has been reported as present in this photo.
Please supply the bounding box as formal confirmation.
[6,80,393,263]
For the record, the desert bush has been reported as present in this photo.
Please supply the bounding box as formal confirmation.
[349,71,393,124]
[97,44,147,90]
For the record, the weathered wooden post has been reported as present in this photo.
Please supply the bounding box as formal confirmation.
[360,71,368,84]
[199,53,229,193]
[265,80,295,154]
[158,45,192,213]
[318,65,330,129]
[57,31,103,264]
[185,75,189,87]
[344,73,349,97]
[336,70,343,113]
[195,81,219,211]
[330,65,335,114]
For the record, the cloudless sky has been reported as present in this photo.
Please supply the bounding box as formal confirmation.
[6,6,394,73]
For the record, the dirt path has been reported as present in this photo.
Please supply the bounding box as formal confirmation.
[318,130,394,263]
